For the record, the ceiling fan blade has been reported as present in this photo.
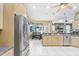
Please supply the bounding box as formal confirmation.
[56,8,61,13]
[65,5,73,9]
[51,5,60,8]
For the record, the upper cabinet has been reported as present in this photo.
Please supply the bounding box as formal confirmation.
[72,20,79,30]
[0,4,3,30]
[74,12,79,20]
[72,12,79,30]
[14,4,27,17]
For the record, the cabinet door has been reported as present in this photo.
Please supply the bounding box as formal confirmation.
[51,36,63,46]
[51,36,57,45]
[0,3,3,30]
[72,20,79,30]
[57,36,64,45]
[71,36,79,47]
[47,36,52,45]
[42,36,51,46]
[42,36,47,45]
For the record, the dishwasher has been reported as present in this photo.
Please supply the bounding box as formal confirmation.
[63,34,71,46]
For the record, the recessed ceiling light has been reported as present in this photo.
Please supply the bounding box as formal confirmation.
[58,20,64,22]
[32,6,36,8]
[46,6,50,9]
[73,6,76,9]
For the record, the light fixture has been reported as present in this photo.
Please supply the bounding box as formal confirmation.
[73,6,76,9]
[32,6,36,9]
[58,20,64,22]
[61,5,66,9]
[46,6,50,9]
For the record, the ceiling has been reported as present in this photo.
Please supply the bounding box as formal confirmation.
[26,3,79,22]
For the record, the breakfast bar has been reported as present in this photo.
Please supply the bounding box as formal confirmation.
[42,33,64,46]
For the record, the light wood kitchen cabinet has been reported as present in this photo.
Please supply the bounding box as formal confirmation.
[72,20,79,30]
[0,4,27,56]
[42,35,48,45]
[42,34,64,46]
[71,35,79,47]
[51,35,63,46]
[73,12,79,30]
[42,35,52,46]
[2,48,14,56]
[0,3,3,30]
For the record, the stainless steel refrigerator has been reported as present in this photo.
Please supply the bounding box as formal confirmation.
[14,14,29,56]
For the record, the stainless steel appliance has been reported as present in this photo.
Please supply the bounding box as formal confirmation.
[63,23,72,46]
[14,14,29,56]
[63,34,71,46]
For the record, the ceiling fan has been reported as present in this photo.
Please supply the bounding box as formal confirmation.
[52,3,75,13]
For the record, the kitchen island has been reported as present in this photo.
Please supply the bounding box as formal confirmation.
[42,33,64,46]
[42,33,79,47]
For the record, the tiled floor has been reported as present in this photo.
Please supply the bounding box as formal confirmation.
[29,39,79,56]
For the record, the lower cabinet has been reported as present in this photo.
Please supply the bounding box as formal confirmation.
[51,36,63,46]
[72,20,79,30]
[71,36,79,47]
[42,35,63,46]
[2,48,14,56]
[42,36,52,46]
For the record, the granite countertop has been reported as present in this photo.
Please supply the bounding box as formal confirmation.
[42,33,79,37]
[71,34,79,36]
[0,45,14,56]
[42,33,67,36]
